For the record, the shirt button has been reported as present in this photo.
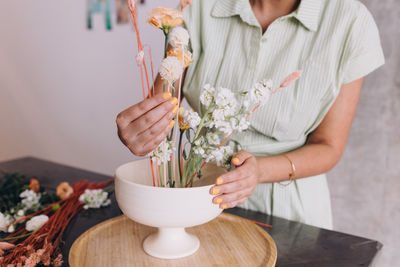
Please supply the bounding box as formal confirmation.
[261,38,267,43]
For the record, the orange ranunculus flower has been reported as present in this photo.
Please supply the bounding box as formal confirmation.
[56,182,74,200]
[147,7,184,32]
[29,178,40,193]
[167,48,194,68]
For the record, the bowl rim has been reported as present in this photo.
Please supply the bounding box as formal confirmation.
[115,160,215,191]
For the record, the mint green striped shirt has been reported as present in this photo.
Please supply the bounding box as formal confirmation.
[182,0,384,228]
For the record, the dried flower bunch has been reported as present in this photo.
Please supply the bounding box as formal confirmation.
[127,1,302,188]
[0,171,113,266]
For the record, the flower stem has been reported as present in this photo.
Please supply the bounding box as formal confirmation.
[178,130,184,186]
[164,32,168,58]
[0,232,32,241]
[193,104,215,141]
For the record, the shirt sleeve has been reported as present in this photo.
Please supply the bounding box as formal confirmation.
[340,3,385,85]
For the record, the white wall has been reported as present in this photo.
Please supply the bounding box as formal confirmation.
[0,1,398,265]
[0,0,169,175]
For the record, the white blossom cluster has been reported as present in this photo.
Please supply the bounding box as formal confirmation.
[190,136,233,167]
[19,189,41,211]
[184,79,274,168]
[0,212,15,233]
[149,140,176,165]
[249,79,273,105]
[79,189,111,210]
[205,146,233,167]
[199,79,273,136]
[168,26,189,47]
[25,214,49,232]
[183,109,201,129]
[0,190,40,233]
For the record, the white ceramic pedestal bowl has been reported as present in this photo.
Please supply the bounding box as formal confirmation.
[115,159,225,259]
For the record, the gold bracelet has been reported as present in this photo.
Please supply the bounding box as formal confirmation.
[278,154,296,187]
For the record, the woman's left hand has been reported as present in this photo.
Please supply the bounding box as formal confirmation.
[209,151,261,209]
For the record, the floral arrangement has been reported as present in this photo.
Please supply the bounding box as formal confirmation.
[0,171,113,266]
[126,0,302,188]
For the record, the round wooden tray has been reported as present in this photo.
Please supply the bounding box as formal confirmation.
[69,213,277,267]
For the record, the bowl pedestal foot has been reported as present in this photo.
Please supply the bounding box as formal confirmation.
[143,227,200,259]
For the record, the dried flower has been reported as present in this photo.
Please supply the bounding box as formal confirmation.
[29,178,40,193]
[167,48,193,68]
[25,215,49,232]
[52,253,63,267]
[79,189,111,210]
[24,251,41,267]
[56,182,74,200]
[0,242,15,252]
[180,0,192,10]
[279,70,302,88]
[159,56,183,84]
[147,7,184,32]
[169,26,189,47]
[136,50,144,66]
[38,243,52,266]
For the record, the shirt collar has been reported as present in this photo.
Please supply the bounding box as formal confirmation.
[211,0,322,32]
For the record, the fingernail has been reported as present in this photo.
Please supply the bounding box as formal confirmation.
[163,92,172,99]
[222,205,227,209]
[169,120,175,128]
[172,105,179,114]
[215,198,222,204]
[232,157,240,164]
[211,188,220,195]
[216,178,223,185]
[170,97,178,105]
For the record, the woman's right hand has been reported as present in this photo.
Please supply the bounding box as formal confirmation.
[116,92,179,156]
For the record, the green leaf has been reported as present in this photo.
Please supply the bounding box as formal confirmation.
[185,130,191,143]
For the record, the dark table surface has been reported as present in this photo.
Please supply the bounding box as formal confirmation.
[0,157,382,267]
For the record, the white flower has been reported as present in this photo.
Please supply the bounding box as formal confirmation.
[205,146,233,167]
[25,215,48,232]
[159,56,183,84]
[169,26,189,47]
[192,137,206,157]
[19,189,41,211]
[14,209,25,221]
[0,212,12,232]
[206,132,220,146]
[214,87,236,107]
[17,210,24,217]
[213,87,237,117]
[79,189,111,210]
[183,109,201,129]
[200,84,215,108]
[212,119,233,135]
[8,224,15,233]
[211,108,225,122]
[149,140,175,165]
[249,79,273,105]
[230,116,250,132]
